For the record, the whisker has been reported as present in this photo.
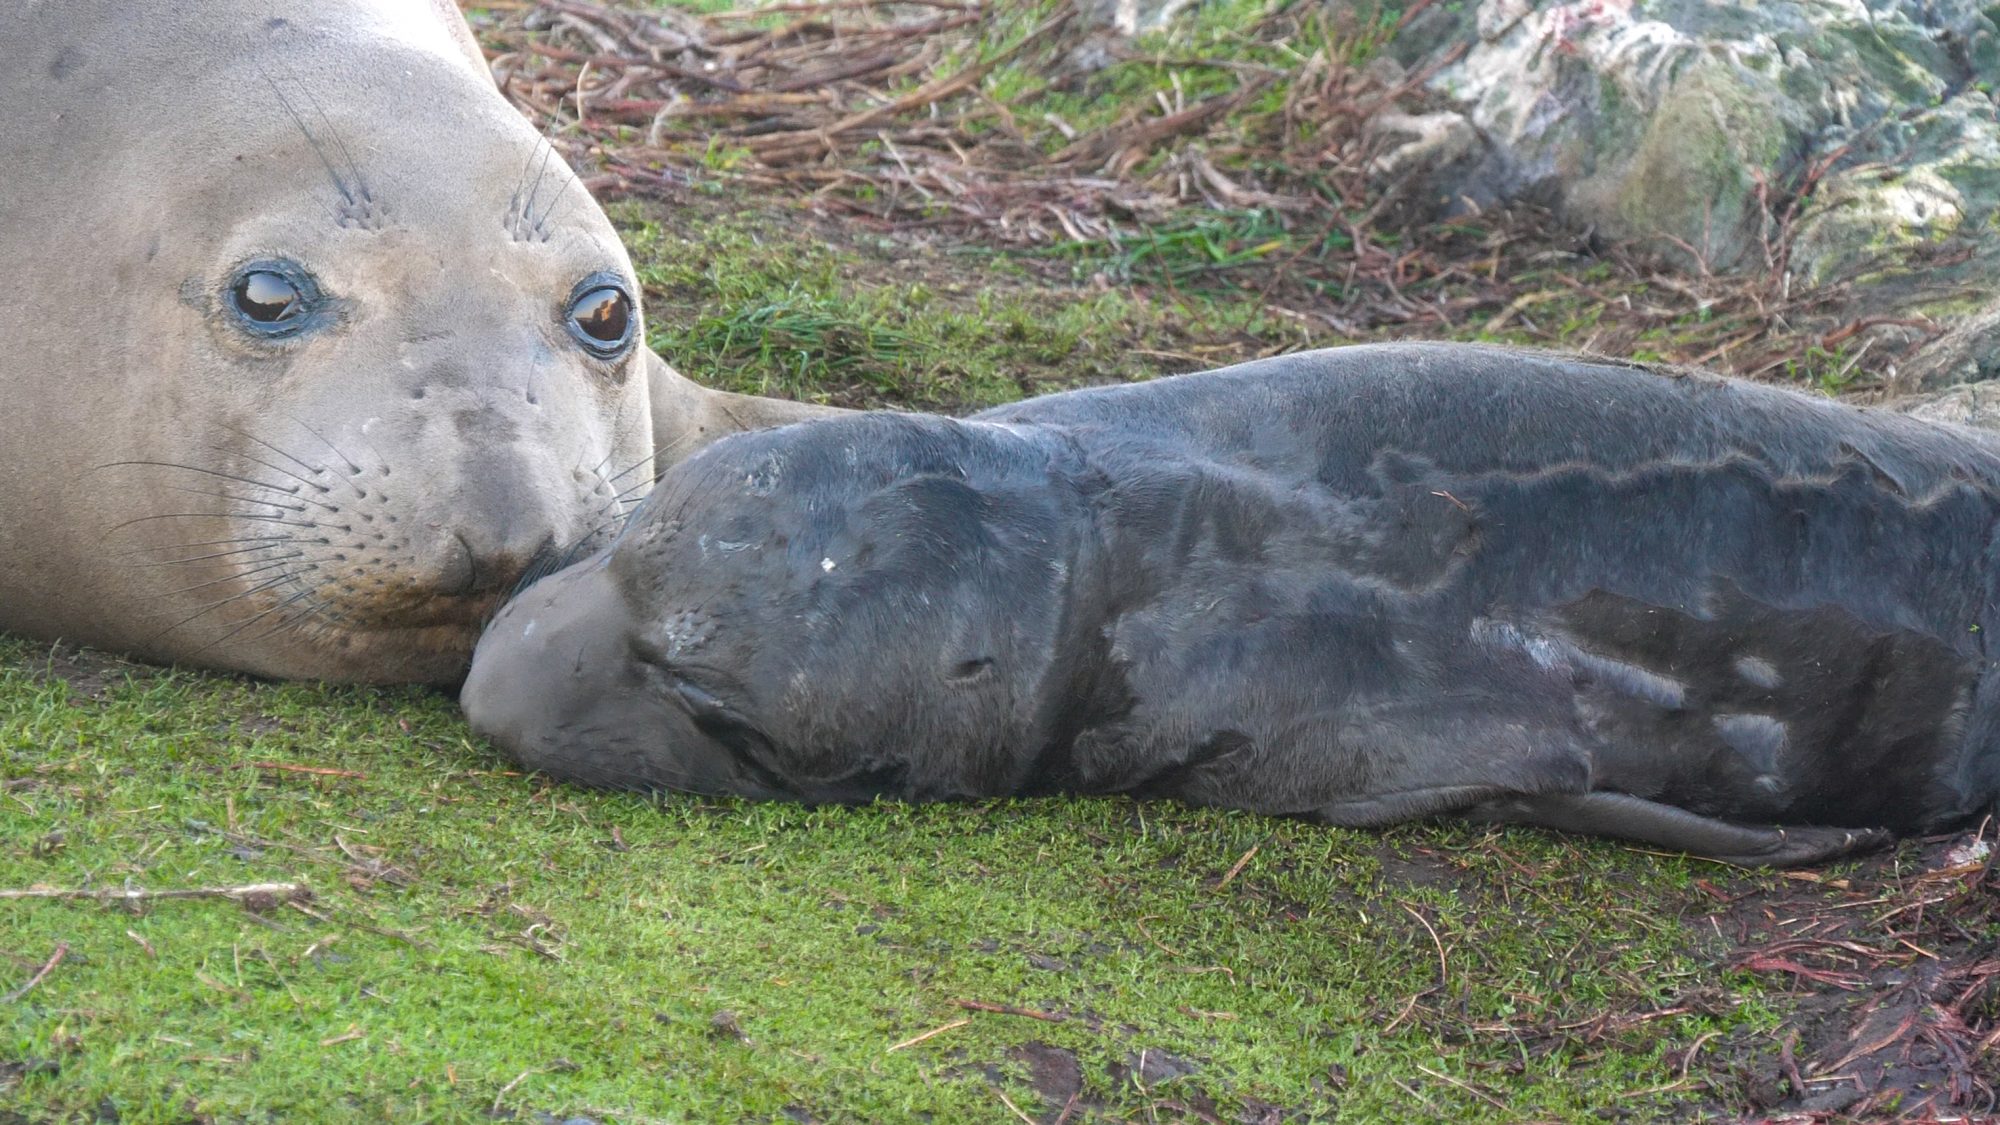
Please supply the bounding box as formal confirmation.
[522,141,558,237]
[655,426,704,463]
[95,460,310,501]
[508,138,546,233]
[143,570,303,642]
[284,415,364,480]
[124,544,304,569]
[342,426,393,478]
[295,81,372,205]
[266,76,359,209]
[213,422,326,480]
[608,477,654,506]
[509,538,588,596]
[180,585,324,659]
[241,596,337,648]
[160,485,310,513]
[116,535,298,557]
[204,444,333,497]
[156,556,309,597]
[106,512,325,535]
[606,450,661,488]
[533,155,582,241]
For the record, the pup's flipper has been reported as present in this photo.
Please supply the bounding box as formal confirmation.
[1463,791,1892,867]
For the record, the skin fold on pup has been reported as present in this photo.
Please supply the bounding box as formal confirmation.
[463,343,2000,866]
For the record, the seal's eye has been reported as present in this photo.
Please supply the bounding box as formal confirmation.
[564,278,635,359]
[571,288,629,342]
[224,260,323,339]
[233,271,303,323]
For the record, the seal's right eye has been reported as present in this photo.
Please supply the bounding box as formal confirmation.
[224,260,323,339]
[233,271,303,323]
[570,287,630,345]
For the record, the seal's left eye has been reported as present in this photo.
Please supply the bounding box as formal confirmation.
[225,260,322,339]
[566,285,634,357]
[233,271,304,323]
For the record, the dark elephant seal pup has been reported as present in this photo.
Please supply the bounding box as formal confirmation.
[463,343,2000,865]
[0,2,823,684]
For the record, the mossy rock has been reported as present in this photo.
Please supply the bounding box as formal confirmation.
[1378,0,2000,293]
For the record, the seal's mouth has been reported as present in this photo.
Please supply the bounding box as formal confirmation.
[303,534,573,635]
[303,584,512,633]
[341,589,512,629]
[228,582,518,686]
[275,590,532,681]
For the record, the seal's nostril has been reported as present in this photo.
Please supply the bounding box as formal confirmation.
[443,529,478,596]
[452,530,559,597]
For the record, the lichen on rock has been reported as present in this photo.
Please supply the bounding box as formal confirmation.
[1370,0,2000,296]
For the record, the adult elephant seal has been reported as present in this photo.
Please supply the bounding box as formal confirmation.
[464,343,2000,866]
[0,2,822,684]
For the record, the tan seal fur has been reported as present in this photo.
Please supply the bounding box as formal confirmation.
[0,2,823,684]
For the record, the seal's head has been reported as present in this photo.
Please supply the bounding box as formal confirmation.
[0,3,657,681]
[462,414,1093,800]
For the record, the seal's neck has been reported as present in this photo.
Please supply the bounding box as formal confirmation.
[646,350,842,469]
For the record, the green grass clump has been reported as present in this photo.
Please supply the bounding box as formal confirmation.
[624,208,1319,409]
[1,637,1782,1122]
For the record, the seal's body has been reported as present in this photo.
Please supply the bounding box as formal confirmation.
[0,2,821,683]
[463,344,2000,864]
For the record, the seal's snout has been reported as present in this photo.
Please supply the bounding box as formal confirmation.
[442,527,558,598]
[462,560,656,788]
[377,486,569,616]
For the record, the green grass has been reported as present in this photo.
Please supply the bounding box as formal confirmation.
[2,636,1787,1122]
[624,205,1325,409]
[1035,210,1328,288]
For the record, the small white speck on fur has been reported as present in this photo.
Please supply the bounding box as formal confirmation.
[821,557,836,572]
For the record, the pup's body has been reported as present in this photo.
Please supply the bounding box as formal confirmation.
[465,345,2000,864]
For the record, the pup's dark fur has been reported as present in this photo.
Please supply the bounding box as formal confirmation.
[464,344,2000,865]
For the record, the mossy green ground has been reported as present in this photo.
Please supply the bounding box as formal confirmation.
[3,637,1790,1123]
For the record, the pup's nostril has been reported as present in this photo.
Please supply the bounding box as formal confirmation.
[949,657,995,683]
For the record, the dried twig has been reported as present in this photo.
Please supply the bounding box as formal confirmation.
[0,882,305,904]
[886,1017,970,1052]
[993,1088,1036,1125]
[2,942,69,1003]
[1413,1063,1509,1112]
[240,762,367,779]
[1215,843,1260,890]
[1400,902,1450,989]
[953,999,1063,1022]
